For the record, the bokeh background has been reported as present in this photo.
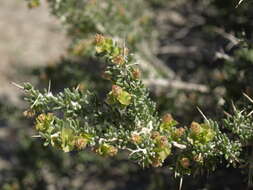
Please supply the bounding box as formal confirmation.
[0,0,253,189]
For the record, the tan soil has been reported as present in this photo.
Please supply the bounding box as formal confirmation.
[0,0,68,104]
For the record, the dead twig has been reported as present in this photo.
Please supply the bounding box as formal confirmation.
[143,78,210,93]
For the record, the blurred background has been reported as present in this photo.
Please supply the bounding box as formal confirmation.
[0,0,253,189]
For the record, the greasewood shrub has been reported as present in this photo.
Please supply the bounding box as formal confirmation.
[20,35,252,179]
[15,0,253,188]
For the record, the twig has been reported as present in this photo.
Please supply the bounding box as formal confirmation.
[212,27,241,48]
[143,79,210,93]
[160,45,197,55]
[215,51,233,61]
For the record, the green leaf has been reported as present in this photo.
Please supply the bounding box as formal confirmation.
[61,127,75,152]
[117,91,132,105]
[160,120,178,131]
[158,147,171,161]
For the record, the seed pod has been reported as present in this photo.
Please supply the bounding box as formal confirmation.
[159,136,169,147]
[162,113,173,123]
[112,55,125,65]
[174,127,185,138]
[190,122,201,135]
[75,137,88,150]
[112,85,122,97]
[94,34,105,44]
[151,131,160,139]
[151,158,162,167]
[23,109,35,118]
[131,133,142,144]
[35,113,54,132]
[37,113,46,122]
[108,146,118,157]
[132,68,141,79]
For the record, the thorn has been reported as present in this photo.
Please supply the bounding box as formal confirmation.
[75,84,80,91]
[179,177,183,190]
[236,0,244,8]
[239,109,245,114]
[11,82,24,89]
[231,101,237,112]
[247,110,253,117]
[224,111,232,118]
[243,93,253,104]
[197,107,209,123]
[31,135,41,138]
[47,80,51,93]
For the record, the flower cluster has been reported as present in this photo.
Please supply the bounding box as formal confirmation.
[21,35,253,177]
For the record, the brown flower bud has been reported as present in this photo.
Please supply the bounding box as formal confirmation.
[174,127,185,138]
[108,146,118,157]
[37,113,46,122]
[23,109,35,118]
[162,113,173,123]
[151,131,160,139]
[112,85,122,97]
[75,138,88,150]
[190,122,201,135]
[159,136,169,147]
[132,68,141,79]
[131,133,142,144]
[112,55,125,65]
[101,72,111,80]
[180,157,190,168]
[94,34,105,44]
[151,158,162,167]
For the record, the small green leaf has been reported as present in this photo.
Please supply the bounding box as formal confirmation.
[117,91,132,105]
[160,120,178,131]
[61,127,75,152]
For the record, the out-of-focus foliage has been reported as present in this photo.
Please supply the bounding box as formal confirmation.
[32,0,155,56]
[222,48,253,101]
